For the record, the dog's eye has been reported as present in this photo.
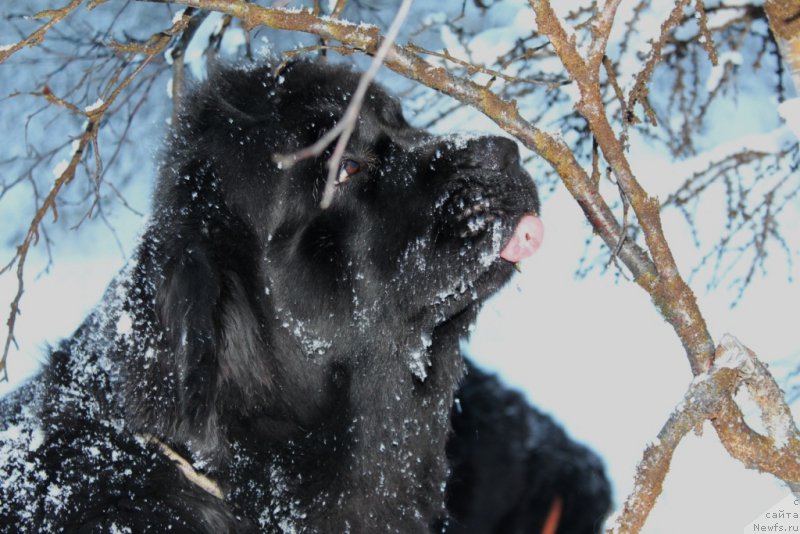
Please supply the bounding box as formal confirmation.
[336,159,361,185]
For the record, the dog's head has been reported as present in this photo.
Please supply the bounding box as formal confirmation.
[123,61,542,457]
[168,61,540,327]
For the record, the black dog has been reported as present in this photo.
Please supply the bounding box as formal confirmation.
[0,61,609,533]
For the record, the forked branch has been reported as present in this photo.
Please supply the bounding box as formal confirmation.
[610,335,800,533]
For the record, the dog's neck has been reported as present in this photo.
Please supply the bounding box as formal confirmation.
[207,320,469,531]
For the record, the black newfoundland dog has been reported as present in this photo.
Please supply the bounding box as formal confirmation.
[0,61,610,533]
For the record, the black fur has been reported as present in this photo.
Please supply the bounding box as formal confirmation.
[0,61,610,533]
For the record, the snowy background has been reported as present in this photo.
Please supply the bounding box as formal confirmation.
[1,1,798,532]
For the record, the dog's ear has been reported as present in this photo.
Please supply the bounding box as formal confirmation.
[142,193,273,459]
[176,64,272,139]
[155,235,224,452]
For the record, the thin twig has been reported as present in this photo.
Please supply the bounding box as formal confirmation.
[405,44,567,88]
[331,0,347,18]
[0,0,84,64]
[169,8,209,125]
[625,0,693,127]
[273,0,414,209]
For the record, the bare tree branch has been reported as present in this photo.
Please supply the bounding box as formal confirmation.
[625,0,693,127]
[0,0,83,65]
[167,8,208,125]
[531,0,715,374]
[0,8,194,379]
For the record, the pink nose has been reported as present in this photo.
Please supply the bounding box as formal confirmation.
[499,214,544,263]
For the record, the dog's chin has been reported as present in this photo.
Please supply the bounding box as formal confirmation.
[428,247,516,326]
[436,207,542,319]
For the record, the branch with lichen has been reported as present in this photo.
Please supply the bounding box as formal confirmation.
[526,1,799,530]
[610,335,800,533]
[765,0,800,92]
